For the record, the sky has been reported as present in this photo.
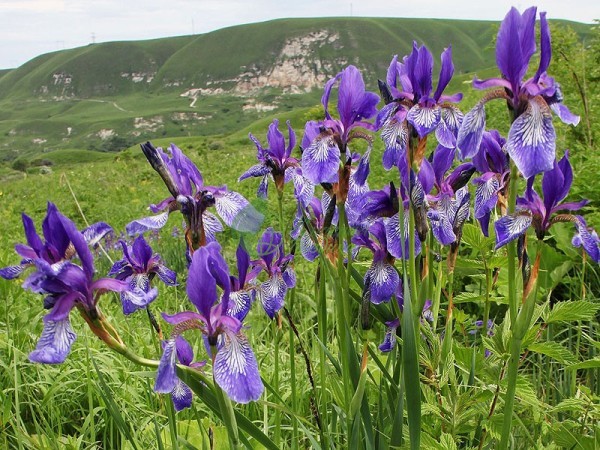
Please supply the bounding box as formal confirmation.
[1,0,598,70]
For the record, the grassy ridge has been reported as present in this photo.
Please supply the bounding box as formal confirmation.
[0,17,591,160]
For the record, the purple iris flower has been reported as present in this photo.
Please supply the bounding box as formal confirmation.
[352,219,400,305]
[225,241,258,322]
[494,152,599,262]
[252,228,296,319]
[291,195,338,262]
[127,142,263,251]
[1,204,135,364]
[379,299,433,353]
[240,119,314,206]
[358,180,423,260]
[0,203,111,281]
[301,65,379,185]
[155,242,264,404]
[425,146,475,246]
[108,235,177,315]
[457,7,579,179]
[377,43,463,169]
[472,130,510,235]
[160,336,206,411]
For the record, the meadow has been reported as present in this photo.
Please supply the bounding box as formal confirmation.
[1,11,600,450]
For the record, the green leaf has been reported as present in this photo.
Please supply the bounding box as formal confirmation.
[439,433,458,450]
[566,357,600,370]
[544,301,600,323]
[527,341,577,365]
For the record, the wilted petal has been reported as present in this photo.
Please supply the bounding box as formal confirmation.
[301,134,340,184]
[494,213,532,248]
[213,331,264,403]
[29,316,77,364]
[506,97,556,179]
[126,211,170,235]
[457,103,486,160]
[407,104,441,137]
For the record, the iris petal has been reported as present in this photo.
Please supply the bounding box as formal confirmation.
[506,97,556,179]
[494,213,533,249]
[29,316,77,364]
[301,134,340,184]
[213,331,264,403]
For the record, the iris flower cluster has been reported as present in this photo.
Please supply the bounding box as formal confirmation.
[2,6,598,419]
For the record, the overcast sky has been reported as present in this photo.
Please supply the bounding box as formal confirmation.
[1,0,598,70]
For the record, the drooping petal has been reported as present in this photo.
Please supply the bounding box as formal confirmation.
[457,102,486,160]
[506,97,556,179]
[300,232,319,262]
[571,216,600,263]
[238,163,271,182]
[301,134,340,184]
[202,212,224,243]
[379,318,400,352]
[427,196,457,246]
[81,222,112,247]
[494,213,533,248]
[154,339,178,393]
[29,316,77,364]
[474,174,501,236]
[256,273,287,319]
[385,212,421,260]
[365,260,399,304]
[435,106,463,149]
[187,245,219,319]
[291,169,315,208]
[171,379,193,411]
[0,264,26,280]
[213,331,264,403]
[214,190,262,233]
[121,275,158,315]
[126,211,170,235]
[155,264,177,286]
[407,104,441,138]
[227,290,254,322]
[550,103,580,126]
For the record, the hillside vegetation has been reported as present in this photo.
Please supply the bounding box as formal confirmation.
[0,17,591,161]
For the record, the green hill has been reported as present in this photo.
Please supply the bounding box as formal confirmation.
[0,17,591,161]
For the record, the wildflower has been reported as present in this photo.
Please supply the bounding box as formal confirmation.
[471,130,510,235]
[425,146,475,246]
[352,219,399,305]
[127,142,263,252]
[240,119,314,205]
[1,204,137,364]
[301,65,379,187]
[377,43,463,169]
[0,202,111,281]
[457,7,579,178]
[252,228,295,318]
[109,235,177,314]
[154,242,264,403]
[495,151,599,262]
